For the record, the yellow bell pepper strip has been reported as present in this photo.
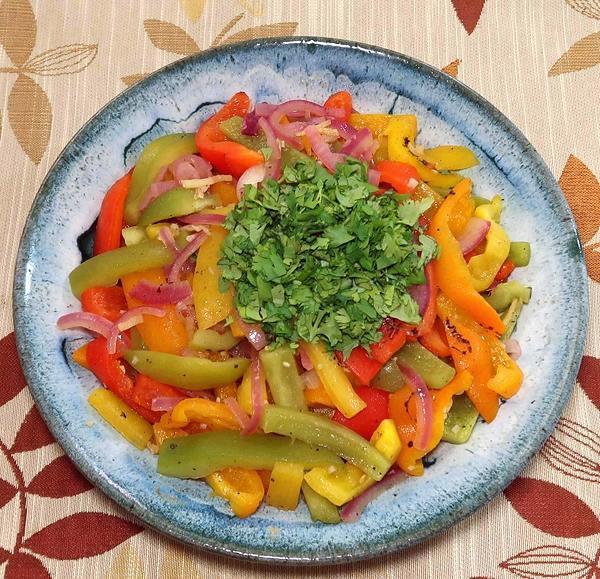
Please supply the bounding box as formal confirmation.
[190,328,239,351]
[123,350,249,389]
[193,225,234,330]
[69,240,173,299]
[88,388,153,450]
[137,188,217,227]
[267,462,305,510]
[157,431,343,478]
[442,393,479,444]
[468,220,511,292]
[387,120,463,190]
[260,346,307,410]
[384,115,418,144]
[348,113,409,162]
[237,364,268,415]
[167,398,239,430]
[301,482,341,524]
[153,415,188,448]
[427,180,505,335]
[121,268,189,355]
[125,133,198,225]
[476,195,503,222]
[487,337,524,399]
[206,468,265,518]
[436,294,499,422]
[303,418,401,506]
[301,341,366,418]
[421,146,479,171]
[261,406,391,480]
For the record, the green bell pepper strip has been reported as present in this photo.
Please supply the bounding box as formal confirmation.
[219,116,267,151]
[508,242,531,267]
[121,226,147,247]
[261,406,391,481]
[123,350,249,389]
[442,394,479,444]
[260,346,307,410]
[301,482,341,524]
[190,328,239,351]
[394,342,455,390]
[157,431,343,478]
[501,297,524,339]
[124,133,197,225]
[137,189,217,226]
[69,240,172,298]
[486,281,532,312]
[372,358,406,393]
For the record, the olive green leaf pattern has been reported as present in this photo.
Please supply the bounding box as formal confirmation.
[0,0,97,163]
[549,31,600,76]
[565,0,600,19]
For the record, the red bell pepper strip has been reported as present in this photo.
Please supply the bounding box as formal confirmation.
[332,385,389,439]
[489,259,516,289]
[131,374,188,413]
[324,91,353,121]
[94,170,133,255]
[416,262,437,337]
[80,286,128,323]
[376,161,421,194]
[86,337,160,423]
[343,347,383,386]
[195,92,263,178]
[370,318,411,365]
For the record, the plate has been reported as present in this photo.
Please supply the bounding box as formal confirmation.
[13,38,588,564]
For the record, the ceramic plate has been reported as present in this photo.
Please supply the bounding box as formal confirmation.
[13,38,587,564]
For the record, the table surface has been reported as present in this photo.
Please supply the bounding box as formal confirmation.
[0,1,598,577]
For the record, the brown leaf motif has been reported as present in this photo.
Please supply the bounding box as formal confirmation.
[0,332,27,407]
[0,477,17,509]
[578,355,600,411]
[210,13,244,48]
[121,73,150,87]
[442,59,461,78]
[23,512,143,559]
[540,417,600,483]
[219,22,299,46]
[4,552,50,579]
[144,19,199,55]
[549,31,600,76]
[22,44,98,76]
[27,455,92,498]
[584,244,600,283]
[451,0,486,35]
[238,0,264,16]
[179,0,206,22]
[565,0,600,19]
[0,547,10,564]
[10,404,54,453]
[0,0,37,66]
[499,545,599,579]
[504,476,600,537]
[8,74,52,164]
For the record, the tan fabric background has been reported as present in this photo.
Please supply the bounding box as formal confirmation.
[0,1,599,577]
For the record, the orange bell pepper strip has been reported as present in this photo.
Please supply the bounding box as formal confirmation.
[487,336,524,399]
[72,343,90,370]
[121,268,189,354]
[195,92,263,178]
[437,293,499,422]
[304,383,335,408]
[324,90,353,121]
[210,180,238,206]
[206,467,265,518]
[419,317,451,358]
[80,286,128,323]
[169,398,240,431]
[416,262,437,337]
[94,170,133,255]
[428,179,505,335]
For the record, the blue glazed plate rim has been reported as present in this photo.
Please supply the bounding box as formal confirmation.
[12,37,588,565]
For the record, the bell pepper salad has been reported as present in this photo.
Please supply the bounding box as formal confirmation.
[58,91,531,523]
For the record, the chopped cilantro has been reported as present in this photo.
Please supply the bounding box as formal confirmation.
[219,158,437,355]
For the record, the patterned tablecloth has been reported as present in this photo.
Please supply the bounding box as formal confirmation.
[0,1,598,577]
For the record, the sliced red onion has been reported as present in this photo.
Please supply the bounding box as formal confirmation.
[254,102,278,117]
[107,306,165,354]
[398,364,433,451]
[129,279,192,305]
[224,397,251,429]
[140,180,178,212]
[324,106,346,120]
[158,226,178,255]
[300,369,321,390]
[229,340,254,359]
[180,388,215,400]
[340,127,374,160]
[330,120,358,140]
[169,155,211,182]
[505,338,522,360]
[458,217,491,255]
[268,100,327,147]
[179,212,226,225]
[258,117,282,180]
[56,312,112,338]
[340,468,405,523]
[167,231,208,283]
[241,111,260,136]
[151,396,185,412]
[236,163,266,199]
[241,354,265,435]
[298,345,313,371]
[304,125,345,172]
[408,283,429,317]
[233,310,268,350]
[368,169,381,187]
